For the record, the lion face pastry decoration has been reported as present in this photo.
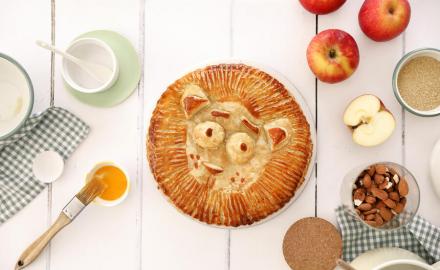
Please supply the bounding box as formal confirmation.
[148,64,313,227]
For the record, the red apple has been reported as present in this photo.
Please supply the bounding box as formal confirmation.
[306,29,359,84]
[299,0,346,14]
[359,0,411,42]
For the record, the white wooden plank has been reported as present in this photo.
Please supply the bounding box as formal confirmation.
[0,0,52,269]
[143,0,231,269]
[2,2,439,270]
[317,0,404,224]
[404,0,440,227]
[229,0,316,269]
[50,0,140,269]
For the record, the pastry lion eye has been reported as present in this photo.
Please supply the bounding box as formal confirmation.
[192,121,225,149]
[205,128,213,137]
[226,132,255,164]
[240,143,247,151]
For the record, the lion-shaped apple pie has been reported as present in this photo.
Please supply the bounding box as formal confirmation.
[148,64,313,227]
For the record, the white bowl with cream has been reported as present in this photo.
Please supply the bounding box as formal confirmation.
[62,38,119,94]
[0,53,33,140]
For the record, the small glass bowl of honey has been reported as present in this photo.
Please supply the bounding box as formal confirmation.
[85,161,130,206]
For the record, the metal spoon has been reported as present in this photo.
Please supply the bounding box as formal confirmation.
[36,40,112,84]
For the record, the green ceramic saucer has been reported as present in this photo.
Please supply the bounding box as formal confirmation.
[65,30,141,107]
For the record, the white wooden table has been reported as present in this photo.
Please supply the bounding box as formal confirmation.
[2,0,440,269]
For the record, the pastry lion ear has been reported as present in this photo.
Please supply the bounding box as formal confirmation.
[264,118,291,151]
[181,84,210,119]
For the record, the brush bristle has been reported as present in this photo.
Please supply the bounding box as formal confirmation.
[76,176,108,205]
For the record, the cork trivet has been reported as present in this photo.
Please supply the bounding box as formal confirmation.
[283,217,342,270]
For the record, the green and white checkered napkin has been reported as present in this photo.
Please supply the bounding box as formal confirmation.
[0,107,89,225]
[336,205,440,264]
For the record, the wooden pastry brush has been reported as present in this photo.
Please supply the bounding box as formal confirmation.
[15,176,107,270]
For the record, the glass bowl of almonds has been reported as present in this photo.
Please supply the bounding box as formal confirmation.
[341,162,420,231]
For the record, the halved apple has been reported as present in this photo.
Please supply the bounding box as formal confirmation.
[343,94,395,147]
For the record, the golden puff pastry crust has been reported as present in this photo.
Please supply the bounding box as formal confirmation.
[148,64,313,227]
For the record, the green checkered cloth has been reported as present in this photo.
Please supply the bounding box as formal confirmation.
[0,107,89,224]
[336,205,440,264]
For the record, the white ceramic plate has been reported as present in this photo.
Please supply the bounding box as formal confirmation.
[153,59,317,229]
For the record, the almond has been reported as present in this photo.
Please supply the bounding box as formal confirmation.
[371,187,388,201]
[375,214,384,226]
[400,197,407,207]
[398,178,409,196]
[378,206,393,221]
[357,203,372,211]
[368,166,376,177]
[378,181,389,190]
[383,198,397,209]
[375,164,388,175]
[211,110,230,119]
[374,174,385,184]
[389,192,399,201]
[394,203,405,214]
[376,200,386,209]
[363,174,372,188]
[365,196,376,204]
[363,209,378,215]
[353,188,366,202]
[365,214,376,221]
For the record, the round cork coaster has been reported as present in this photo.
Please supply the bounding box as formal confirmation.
[282,217,342,270]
